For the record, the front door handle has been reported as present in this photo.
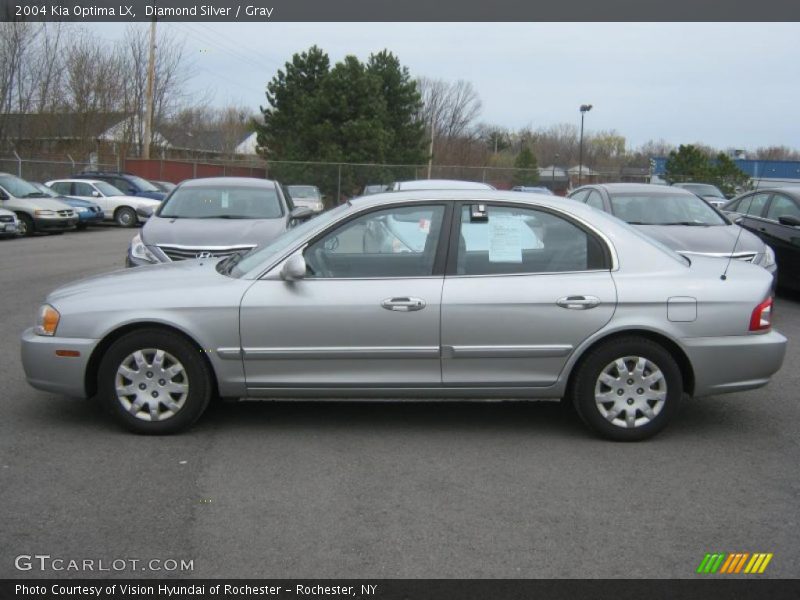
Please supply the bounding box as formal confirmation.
[556,295,600,310]
[381,297,426,312]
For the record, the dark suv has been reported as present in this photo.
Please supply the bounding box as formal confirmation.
[74,171,166,201]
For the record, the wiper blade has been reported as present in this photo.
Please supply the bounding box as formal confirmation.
[658,221,711,226]
[24,192,46,197]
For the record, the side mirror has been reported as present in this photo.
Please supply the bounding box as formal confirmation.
[91,190,101,198]
[778,215,800,227]
[733,216,743,225]
[280,254,306,281]
[290,206,313,222]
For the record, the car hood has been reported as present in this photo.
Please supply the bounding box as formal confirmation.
[635,224,765,254]
[12,196,74,210]
[57,196,100,208]
[142,216,287,248]
[48,259,227,304]
[136,190,166,201]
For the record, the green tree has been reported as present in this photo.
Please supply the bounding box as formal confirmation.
[512,146,539,186]
[712,153,751,197]
[255,46,427,201]
[664,144,713,183]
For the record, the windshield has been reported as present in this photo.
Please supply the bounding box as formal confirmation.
[229,203,350,278]
[609,192,727,226]
[0,174,42,197]
[125,175,160,192]
[159,185,284,219]
[287,185,321,199]
[680,184,724,198]
[33,183,59,197]
[95,181,125,196]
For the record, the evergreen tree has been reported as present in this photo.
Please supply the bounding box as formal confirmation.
[512,146,539,186]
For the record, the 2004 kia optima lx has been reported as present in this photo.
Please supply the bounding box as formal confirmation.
[21,190,787,440]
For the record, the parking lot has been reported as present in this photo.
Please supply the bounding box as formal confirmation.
[1,226,798,579]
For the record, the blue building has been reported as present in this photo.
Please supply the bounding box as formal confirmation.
[651,157,800,186]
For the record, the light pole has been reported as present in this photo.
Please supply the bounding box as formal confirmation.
[578,104,592,187]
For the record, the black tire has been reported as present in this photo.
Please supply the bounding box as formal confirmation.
[17,213,34,236]
[570,337,682,441]
[97,329,213,434]
[115,206,137,228]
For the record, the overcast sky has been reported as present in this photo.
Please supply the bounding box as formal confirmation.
[97,22,800,150]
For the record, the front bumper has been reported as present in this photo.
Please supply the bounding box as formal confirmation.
[34,217,78,232]
[685,330,787,397]
[21,328,99,398]
[77,210,105,224]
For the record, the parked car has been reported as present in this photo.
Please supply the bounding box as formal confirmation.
[22,190,785,440]
[286,184,324,213]
[512,185,554,195]
[74,171,166,201]
[150,180,177,193]
[0,172,77,236]
[0,206,19,239]
[671,182,729,207]
[721,187,800,291]
[390,179,496,191]
[126,177,312,267]
[362,184,390,196]
[46,179,161,227]
[30,182,104,229]
[568,183,777,282]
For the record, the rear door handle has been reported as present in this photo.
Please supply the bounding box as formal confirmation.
[556,295,600,310]
[381,297,426,312]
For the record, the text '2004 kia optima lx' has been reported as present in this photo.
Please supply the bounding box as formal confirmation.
[21,190,787,440]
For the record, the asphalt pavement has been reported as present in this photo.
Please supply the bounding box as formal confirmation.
[1,226,798,579]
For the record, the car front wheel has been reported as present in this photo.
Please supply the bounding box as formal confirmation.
[98,329,212,434]
[570,337,682,441]
[115,206,137,228]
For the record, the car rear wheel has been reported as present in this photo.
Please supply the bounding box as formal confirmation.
[570,337,682,441]
[17,213,34,236]
[98,329,212,434]
[115,206,137,228]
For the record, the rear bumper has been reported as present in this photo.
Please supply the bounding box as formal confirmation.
[684,330,787,397]
[21,328,98,398]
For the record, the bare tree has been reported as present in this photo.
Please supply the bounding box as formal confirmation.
[118,24,197,155]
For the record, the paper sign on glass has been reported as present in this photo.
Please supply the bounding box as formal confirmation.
[489,214,523,263]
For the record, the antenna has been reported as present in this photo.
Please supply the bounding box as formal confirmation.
[720,168,761,281]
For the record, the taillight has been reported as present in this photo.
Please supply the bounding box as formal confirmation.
[749,297,773,332]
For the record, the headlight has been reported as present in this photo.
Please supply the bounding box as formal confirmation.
[35,304,60,336]
[759,246,776,269]
[130,233,158,263]
[34,209,55,216]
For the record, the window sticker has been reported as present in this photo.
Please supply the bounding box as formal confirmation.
[488,213,523,263]
[221,191,229,209]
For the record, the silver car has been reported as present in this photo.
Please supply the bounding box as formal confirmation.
[21,190,786,440]
[127,177,312,266]
[569,183,777,281]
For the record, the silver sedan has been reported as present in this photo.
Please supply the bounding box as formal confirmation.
[21,190,787,440]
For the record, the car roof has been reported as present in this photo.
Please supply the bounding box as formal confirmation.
[582,183,695,195]
[178,177,277,188]
[351,189,585,211]
[48,178,104,184]
[393,179,495,191]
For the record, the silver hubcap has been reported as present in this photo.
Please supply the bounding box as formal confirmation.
[115,348,188,421]
[119,211,132,225]
[594,356,666,429]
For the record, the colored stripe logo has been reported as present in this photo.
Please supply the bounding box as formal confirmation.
[696,553,773,574]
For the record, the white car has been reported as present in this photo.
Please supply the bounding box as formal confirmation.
[390,179,496,191]
[0,206,19,238]
[46,179,162,228]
